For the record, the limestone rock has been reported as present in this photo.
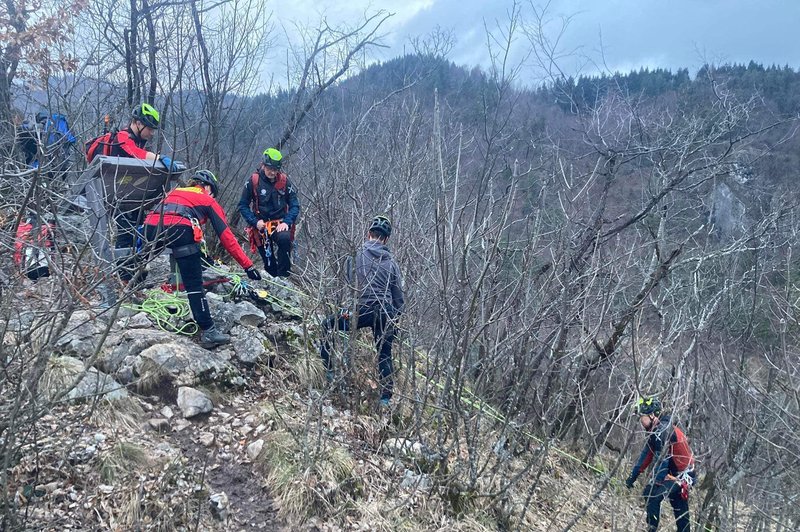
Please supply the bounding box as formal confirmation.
[230,325,269,364]
[134,340,238,388]
[246,439,265,461]
[42,356,128,402]
[176,387,213,418]
[199,432,215,447]
[99,329,178,375]
[148,418,170,432]
[209,300,266,333]
[118,312,153,329]
[54,311,108,359]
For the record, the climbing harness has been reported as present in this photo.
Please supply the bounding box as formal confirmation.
[189,217,209,256]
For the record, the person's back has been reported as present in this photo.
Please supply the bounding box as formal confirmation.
[352,238,404,316]
[321,215,404,409]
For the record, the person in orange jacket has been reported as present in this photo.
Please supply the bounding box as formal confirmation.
[143,170,260,348]
[86,103,182,282]
[626,397,697,532]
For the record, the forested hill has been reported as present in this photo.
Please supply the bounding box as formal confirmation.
[318,56,800,188]
[343,55,800,115]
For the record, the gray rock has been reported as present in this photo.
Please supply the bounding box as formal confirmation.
[118,312,153,329]
[199,432,215,447]
[230,325,268,364]
[263,277,303,315]
[42,356,128,401]
[400,469,432,491]
[209,300,266,333]
[148,418,171,432]
[5,311,36,334]
[177,387,213,418]
[68,368,128,401]
[246,439,264,461]
[262,322,307,342]
[134,340,238,388]
[99,329,178,374]
[55,311,109,359]
[209,491,229,520]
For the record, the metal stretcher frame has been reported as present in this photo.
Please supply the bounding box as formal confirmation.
[66,156,184,264]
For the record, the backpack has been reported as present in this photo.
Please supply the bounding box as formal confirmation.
[14,216,55,280]
[85,128,121,162]
[85,115,126,162]
[42,114,76,148]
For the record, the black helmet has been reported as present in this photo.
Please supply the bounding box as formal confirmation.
[192,169,219,197]
[35,111,49,124]
[369,215,392,238]
[263,147,283,169]
[132,103,160,129]
[635,397,662,416]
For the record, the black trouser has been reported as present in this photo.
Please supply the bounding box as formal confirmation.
[144,224,214,331]
[256,229,291,277]
[115,208,145,281]
[319,305,395,401]
[642,480,690,532]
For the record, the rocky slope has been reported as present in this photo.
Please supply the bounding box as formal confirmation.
[3,272,654,531]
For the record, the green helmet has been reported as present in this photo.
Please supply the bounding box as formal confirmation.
[192,169,219,197]
[369,215,392,238]
[263,147,283,169]
[635,396,662,416]
[132,103,160,129]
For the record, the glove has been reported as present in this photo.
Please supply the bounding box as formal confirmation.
[160,156,180,172]
[245,266,261,281]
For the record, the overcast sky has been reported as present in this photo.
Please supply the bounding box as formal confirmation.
[271,0,800,82]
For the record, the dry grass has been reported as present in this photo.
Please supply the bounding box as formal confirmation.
[99,441,151,483]
[89,396,145,434]
[134,358,172,394]
[39,355,84,401]
[290,352,326,387]
[257,429,358,523]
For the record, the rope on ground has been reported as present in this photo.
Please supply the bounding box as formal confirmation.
[123,289,198,336]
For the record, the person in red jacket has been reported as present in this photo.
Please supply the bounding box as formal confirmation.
[86,103,181,282]
[626,397,697,532]
[143,170,261,348]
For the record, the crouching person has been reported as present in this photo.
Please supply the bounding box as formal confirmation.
[319,215,404,408]
[143,170,261,348]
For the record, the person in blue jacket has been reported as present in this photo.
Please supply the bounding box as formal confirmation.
[237,148,300,278]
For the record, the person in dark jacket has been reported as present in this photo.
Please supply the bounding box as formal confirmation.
[86,103,181,282]
[237,148,300,277]
[319,215,405,408]
[626,397,697,532]
[143,170,261,348]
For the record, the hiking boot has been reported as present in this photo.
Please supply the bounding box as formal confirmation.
[199,326,230,349]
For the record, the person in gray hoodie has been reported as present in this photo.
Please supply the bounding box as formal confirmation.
[319,215,405,407]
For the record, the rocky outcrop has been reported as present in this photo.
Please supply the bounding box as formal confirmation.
[230,325,273,364]
[42,356,128,402]
[208,297,266,333]
[133,340,238,390]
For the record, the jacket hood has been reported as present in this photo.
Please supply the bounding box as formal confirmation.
[362,239,391,260]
